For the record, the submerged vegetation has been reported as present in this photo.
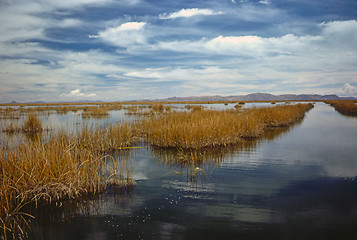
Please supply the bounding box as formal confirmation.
[325,100,357,117]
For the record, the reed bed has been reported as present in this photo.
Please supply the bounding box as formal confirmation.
[22,113,42,133]
[140,103,313,149]
[1,102,314,238]
[81,106,109,118]
[75,122,137,152]
[325,100,357,117]
[185,104,204,111]
[0,121,137,239]
[1,114,43,134]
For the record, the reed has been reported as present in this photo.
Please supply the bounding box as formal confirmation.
[325,100,357,117]
[150,104,164,113]
[22,113,42,133]
[234,104,242,110]
[75,122,136,153]
[185,105,203,111]
[4,122,21,134]
[140,103,313,149]
[81,106,109,118]
[125,105,138,114]
[0,110,20,120]
[0,122,137,239]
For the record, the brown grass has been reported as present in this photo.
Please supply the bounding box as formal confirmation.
[185,105,203,111]
[140,103,313,149]
[150,104,165,113]
[0,122,137,239]
[22,114,42,132]
[325,100,357,117]
[81,106,109,118]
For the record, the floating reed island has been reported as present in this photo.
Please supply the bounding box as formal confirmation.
[140,103,314,149]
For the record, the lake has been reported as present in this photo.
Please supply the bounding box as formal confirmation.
[4,102,357,239]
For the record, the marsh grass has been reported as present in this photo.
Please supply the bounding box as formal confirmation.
[325,100,357,117]
[234,104,242,110]
[75,122,137,153]
[3,122,20,134]
[185,105,203,112]
[81,106,109,118]
[150,104,164,113]
[140,103,313,149]
[0,102,314,238]
[22,114,42,132]
[0,110,20,120]
[0,121,137,239]
[1,114,43,135]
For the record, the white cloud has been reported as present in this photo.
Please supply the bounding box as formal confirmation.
[114,22,146,31]
[124,20,357,97]
[339,83,357,97]
[152,33,321,59]
[259,0,270,4]
[320,20,357,48]
[1,0,357,105]
[63,89,96,98]
[89,22,147,47]
[159,8,222,20]
[151,20,357,61]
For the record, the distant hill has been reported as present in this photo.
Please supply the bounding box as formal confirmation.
[161,93,354,102]
[3,93,355,104]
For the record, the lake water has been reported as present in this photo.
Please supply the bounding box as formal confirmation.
[7,103,357,239]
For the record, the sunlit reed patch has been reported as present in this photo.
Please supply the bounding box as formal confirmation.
[140,104,313,149]
[325,100,357,117]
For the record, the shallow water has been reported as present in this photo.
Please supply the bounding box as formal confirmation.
[11,103,357,239]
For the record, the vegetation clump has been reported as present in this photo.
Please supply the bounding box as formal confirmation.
[22,114,42,132]
[185,104,203,111]
[0,122,137,238]
[140,103,313,149]
[325,100,357,117]
[81,106,109,118]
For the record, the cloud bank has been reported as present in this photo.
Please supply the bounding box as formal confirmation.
[0,0,356,102]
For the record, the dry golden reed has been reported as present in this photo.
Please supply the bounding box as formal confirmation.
[0,122,137,239]
[81,106,109,118]
[325,100,357,117]
[22,113,42,132]
[140,103,313,149]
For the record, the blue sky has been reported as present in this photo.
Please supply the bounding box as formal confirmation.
[1,0,357,102]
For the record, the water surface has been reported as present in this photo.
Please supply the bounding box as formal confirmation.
[23,103,357,239]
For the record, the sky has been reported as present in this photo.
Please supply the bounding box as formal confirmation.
[1,0,357,102]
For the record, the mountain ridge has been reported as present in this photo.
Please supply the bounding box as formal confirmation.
[159,93,355,102]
